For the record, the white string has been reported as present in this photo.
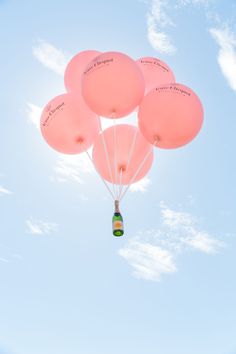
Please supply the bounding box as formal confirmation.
[118,185,124,201]
[85,150,115,200]
[113,119,119,199]
[120,148,152,201]
[120,141,157,201]
[118,168,123,201]
[117,127,138,201]
[98,117,116,197]
[126,128,138,171]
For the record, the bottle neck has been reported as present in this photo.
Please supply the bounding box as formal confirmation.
[114,200,120,213]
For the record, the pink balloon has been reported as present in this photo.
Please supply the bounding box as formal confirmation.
[41,93,100,154]
[82,51,145,118]
[92,124,153,185]
[138,83,204,149]
[136,57,175,94]
[64,50,101,93]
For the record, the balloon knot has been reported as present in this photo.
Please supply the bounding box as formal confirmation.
[153,135,160,145]
[110,109,116,118]
[76,137,84,144]
[119,165,126,172]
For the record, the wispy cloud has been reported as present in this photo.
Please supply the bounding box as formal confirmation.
[147,0,176,54]
[119,240,176,281]
[147,1,236,90]
[160,203,223,254]
[210,26,236,92]
[183,231,223,253]
[0,185,12,196]
[0,243,23,264]
[26,218,58,235]
[130,177,151,193]
[52,154,94,184]
[178,0,209,5]
[119,202,224,281]
[146,0,210,54]
[0,255,22,264]
[26,103,42,130]
[32,39,71,76]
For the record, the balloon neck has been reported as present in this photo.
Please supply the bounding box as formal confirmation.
[75,136,84,144]
[114,200,120,213]
[153,135,160,145]
[110,110,116,118]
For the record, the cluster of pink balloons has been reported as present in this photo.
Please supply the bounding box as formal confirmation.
[40,50,203,187]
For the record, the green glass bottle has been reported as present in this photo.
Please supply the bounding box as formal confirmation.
[112,200,124,237]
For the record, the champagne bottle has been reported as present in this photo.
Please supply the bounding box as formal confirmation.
[112,200,124,237]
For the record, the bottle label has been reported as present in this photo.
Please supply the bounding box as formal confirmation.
[113,220,123,230]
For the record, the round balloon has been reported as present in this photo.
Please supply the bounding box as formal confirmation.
[41,93,100,154]
[64,50,101,93]
[136,57,175,94]
[92,124,153,185]
[82,51,145,118]
[138,83,204,149]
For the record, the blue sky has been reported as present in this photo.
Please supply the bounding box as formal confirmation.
[0,0,236,353]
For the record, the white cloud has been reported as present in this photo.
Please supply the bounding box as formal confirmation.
[26,218,58,235]
[119,241,176,281]
[210,26,236,91]
[161,204,195,229]
[0,244,23,264]
[160,203,223,253]
[130,177,151,193]
[119,203,224,281]
[183,231,223,253]
[32,39,71,76]
[26,103,42,130]
[0,185,12,196]
[147,0,176,54]
[178,0,209,5]
[52,154,94,184]
[146,0,210,54]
